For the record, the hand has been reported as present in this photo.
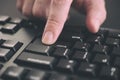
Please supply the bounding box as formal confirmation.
[16,0,106,45]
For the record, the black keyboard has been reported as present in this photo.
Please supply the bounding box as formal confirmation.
[0,15,120,80]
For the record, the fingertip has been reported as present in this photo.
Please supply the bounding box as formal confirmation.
[85,0,106,33]
[86,18,100,33]
[86,10,106,33]
[42,20,63,45]
[42,31,55,45]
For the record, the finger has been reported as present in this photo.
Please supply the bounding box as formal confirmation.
[85,0,107,33]
[22,0,35,17]
[16,0,24,11]
[32,0,50,18]
[42,0,73,45]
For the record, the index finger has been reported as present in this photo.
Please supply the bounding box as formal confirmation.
[42,0,73,45]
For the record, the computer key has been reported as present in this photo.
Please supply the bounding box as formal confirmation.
[25,70,48,80]
[2,66,27,80]
[54,41,72,48]
[87,35,103,44]
[92,53,110,65]
[78,62,97,76]
[72,76,99,80]
[9,18,23,24]
[92,44,109,55]
[49,73,70,80]
[53,47,70,59]
[16,52,56,69]
[26,39,54,56]
[99,66,119,80]
[73,41,90,52]
[71,76,90,80]
[72,51,90,62]
[2,40,23,52]
[56,59,77,72]
[0,15,11,24]
[112,47,120,56]
[59,31,84,42]
[0,48,14,62]
[105,38,120,47]
[108,31,120,39]
[1,23,20,34]
[114,57,120,67]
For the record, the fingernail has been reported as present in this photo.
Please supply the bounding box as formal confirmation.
[42,31,54,45]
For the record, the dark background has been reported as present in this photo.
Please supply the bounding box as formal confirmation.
[0,0,120,29]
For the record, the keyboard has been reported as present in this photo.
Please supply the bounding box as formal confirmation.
[0,15,120,80]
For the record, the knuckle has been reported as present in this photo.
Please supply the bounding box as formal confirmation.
[49,15,66,26]
[32,9,40,17]
[22,9,31,17]
[53,0,72,6]
[32,7,43,17]
[48,18,61,27]
[32,9,39,16]
[46,18,65,32]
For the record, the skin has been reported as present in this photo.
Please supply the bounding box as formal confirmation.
[16,0,106,45]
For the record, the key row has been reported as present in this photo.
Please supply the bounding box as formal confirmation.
[14,51,120,78]
[24,38,120,61]
[59,28,120,46]
[1,65,120,80]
